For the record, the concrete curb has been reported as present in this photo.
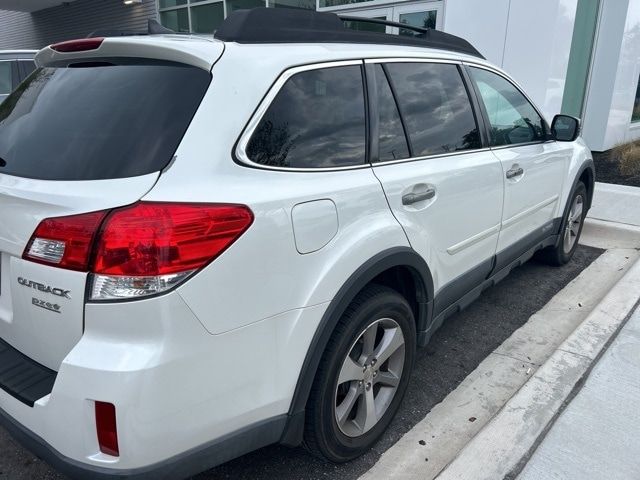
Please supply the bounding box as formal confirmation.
[434,256,640,480]
[581,217,640,249]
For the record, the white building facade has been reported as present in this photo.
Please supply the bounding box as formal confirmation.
[0,0,639,151]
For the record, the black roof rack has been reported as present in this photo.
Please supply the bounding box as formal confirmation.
[214,8,484,59]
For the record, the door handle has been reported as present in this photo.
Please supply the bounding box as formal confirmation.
[506,166,524,179]
[402,188,436,205]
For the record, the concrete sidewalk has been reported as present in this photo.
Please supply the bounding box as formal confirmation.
[517,304,640,480]
[514,182,640,480]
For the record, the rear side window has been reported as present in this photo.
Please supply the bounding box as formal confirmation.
[0,62,211,181]
[469,67,546,147]
[374,64,410,162]
[385,62,481,157]
[0,62,11,95]
[246,65,366,169]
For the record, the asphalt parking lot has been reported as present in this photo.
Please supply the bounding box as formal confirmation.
[0,246,602,480]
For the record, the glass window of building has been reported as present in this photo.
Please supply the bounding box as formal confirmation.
[158,0,315,33]
[632,75,640,123]
[0,62,11,96]
[398,10,437,36]
[190,3,224,33]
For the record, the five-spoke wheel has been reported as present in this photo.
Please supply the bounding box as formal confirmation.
[563,193,584,254]
[335,318,405,437]
[304,285,416,462]
[538,181,587,266]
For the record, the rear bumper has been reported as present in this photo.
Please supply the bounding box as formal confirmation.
[0,291,325,477]
[0,403,286,480]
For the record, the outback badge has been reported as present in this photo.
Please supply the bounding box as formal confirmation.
[18,277,71,299]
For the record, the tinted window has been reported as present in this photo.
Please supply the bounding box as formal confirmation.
[246,65,366,168]
[385,62,481,157]
[470,67,546,147]
[375,65,410,161]
[0,62,11,95]
[0,63,210,180]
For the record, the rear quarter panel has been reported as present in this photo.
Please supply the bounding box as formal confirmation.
[142,48,410,335]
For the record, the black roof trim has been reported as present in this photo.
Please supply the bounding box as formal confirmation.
[213,8,485,59]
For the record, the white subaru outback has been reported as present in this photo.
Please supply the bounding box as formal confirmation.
[0,8,594,479]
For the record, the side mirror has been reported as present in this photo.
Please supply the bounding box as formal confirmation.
[551,114,580,142]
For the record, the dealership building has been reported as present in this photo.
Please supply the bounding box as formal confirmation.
[0,0,638,152]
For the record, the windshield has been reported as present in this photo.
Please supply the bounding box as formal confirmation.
[0,61,211,180]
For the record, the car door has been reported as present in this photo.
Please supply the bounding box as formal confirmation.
[467,66,568,271]
[368,60,504,317]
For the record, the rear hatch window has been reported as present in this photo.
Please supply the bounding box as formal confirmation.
[0,61,211,181]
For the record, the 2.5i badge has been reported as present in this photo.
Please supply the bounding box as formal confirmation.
[17,277,71,299]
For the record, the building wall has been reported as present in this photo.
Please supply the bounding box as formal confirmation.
[444,0,579,123]
[582,0,640,151]
[0,0,157,50]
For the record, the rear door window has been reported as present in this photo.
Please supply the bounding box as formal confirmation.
[245,65,367,169]
[384,62,481,157]
[0,62,211,181]
[374,64,410,162]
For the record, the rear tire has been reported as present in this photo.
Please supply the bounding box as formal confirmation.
[538,181,587,266]
[304,284,416,463]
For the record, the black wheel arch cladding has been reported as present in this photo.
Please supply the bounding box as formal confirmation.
[280,247,433,446]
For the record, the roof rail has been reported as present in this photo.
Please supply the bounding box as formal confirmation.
[214,8,484,59]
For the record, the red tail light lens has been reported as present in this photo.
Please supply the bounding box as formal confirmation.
[95,401,119,457]
[93,203,253,276]
[22,202,254,300]
[23,211,107,271]
[51,37,104,53]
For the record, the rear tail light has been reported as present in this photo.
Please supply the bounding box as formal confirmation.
[24,211,107,271]
[95,401,119,457]
[23,202,253,300]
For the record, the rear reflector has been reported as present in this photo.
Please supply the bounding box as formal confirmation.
[51,37,105,53]
[95,401,119,457]
[23,202,254,300]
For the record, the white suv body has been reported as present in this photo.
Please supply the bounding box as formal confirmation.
[0,9,593,479]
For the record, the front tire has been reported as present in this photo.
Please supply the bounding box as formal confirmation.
[539,181,587,266]
[304,284,416,462]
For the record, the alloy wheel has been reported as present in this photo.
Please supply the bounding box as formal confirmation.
[563,194,584,254]
[334,318,406,438]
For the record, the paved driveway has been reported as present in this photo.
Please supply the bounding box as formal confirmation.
[0,246,601,480]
